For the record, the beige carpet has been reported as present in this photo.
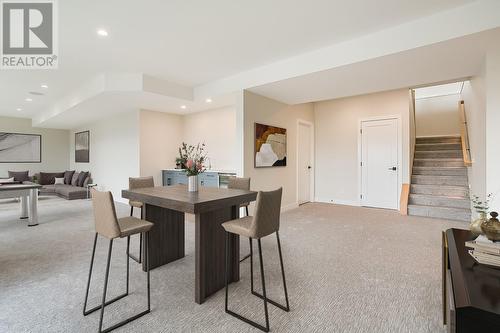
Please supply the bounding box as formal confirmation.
[0,196,465,332]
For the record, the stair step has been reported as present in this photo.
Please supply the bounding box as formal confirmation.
[411,175,468,186]
[414,150,463,159]
[409,194,470,209]
[408,204,471,222]
[413,158,464,167]
[416,136,461,144]
[416,143,462,151]
[412,166,467,176]
[410,184,469,197]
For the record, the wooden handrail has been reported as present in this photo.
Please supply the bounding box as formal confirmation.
[459,101,472,167]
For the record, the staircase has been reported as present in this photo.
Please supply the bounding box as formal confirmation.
[408,136,471,222]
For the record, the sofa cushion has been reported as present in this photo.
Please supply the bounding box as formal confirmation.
[39,184,57,194]
[8,170,29,182]
[77,171,89,187]
[71,172,80,186]
[39,172,65,185]
[55,185,87,200]
[64,170,75,184]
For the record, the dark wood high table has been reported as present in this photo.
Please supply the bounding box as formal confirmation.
[443,228,500,333]
[122,185,257,304]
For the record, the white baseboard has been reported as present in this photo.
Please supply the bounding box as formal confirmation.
[314,197,360,207]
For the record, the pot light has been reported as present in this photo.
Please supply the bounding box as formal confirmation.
[205,98,212,103]
[97,29,108,37]
[180,105,187,109]
[25,98,33,102]
[41,84,48,89]
[16,108,22,111]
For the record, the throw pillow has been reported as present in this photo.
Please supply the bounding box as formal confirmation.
[39,172,65,185]
[54,177,64,185]
[71,172,80,186]
[64,170,75,184]
[0,177,15,184]
[77,171,89,187]
[8,170,29,182]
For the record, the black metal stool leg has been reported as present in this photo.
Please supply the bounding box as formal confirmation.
[98,239,114,333]
[128,206,142,264]
[83,233,98,315]
[225,232,270,332]
[146,232,151,311]
[251,232,291,312]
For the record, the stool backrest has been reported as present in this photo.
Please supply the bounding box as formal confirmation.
[228,177,250,191]
[91,189,120,239]
[250,187,282,239]
[129,176,154,190]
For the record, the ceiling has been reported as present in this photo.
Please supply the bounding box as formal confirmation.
[0,0,490,127]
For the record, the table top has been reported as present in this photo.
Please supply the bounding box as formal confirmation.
[0,182,42,191]
[447,228,500,315]
[122,185,257,214]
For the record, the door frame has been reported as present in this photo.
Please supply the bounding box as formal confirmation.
[358,115,402,210]
[296,119,315,205]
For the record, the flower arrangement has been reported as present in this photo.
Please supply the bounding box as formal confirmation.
[471,193,493,215]
[178,142,207,176]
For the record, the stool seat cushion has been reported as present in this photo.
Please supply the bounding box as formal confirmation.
[118,217,153,238]
[129,200,143,208]
[222,216,253,238]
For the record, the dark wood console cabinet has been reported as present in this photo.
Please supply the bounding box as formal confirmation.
[443,229,500,333]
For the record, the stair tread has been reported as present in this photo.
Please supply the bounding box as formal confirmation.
[409,193,469,200]
[411,183,468,189]
[414,158,463,161]
[408,203,470,212]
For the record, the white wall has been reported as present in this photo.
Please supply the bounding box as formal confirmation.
[415,94,461,137]
[243,91,314,210]
[69,111,140,202]
[182,107,236,171]
[139,110,183,185]
[314,89,410,206]
[0,116,69,177]
[461,75,486,212]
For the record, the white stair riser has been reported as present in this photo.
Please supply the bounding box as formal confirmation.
[409,195,470,209]
[411,185,469,197]
[412,167,467,176]
[414,159,464,167]
[415,150,463,159]
[416,143,462,151]
[411,175,468,186]
[408,205,471,222]
[416,137,461,144]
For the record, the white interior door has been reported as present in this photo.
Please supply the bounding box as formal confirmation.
[298,122,312,205]
[361,118,399,209]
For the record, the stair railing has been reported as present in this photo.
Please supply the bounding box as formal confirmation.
[459,101,472,167]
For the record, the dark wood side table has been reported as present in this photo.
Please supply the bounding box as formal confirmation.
[443,228,500,333]
[122,184,257,304]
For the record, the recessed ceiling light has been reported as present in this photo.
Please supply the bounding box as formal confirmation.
[25,98,33,102]
[16,108,22,111]
[97,29,108,37]
[41,84,48,89]
[180,105,187,109]
[205,98,212,103]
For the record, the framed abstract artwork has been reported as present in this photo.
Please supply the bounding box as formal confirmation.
[75,130,90,163]
[254,123,287,168]
[0,133,41,163]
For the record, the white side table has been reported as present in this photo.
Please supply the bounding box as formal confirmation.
[86,183,98,199]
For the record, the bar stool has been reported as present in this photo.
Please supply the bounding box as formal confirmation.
[128,176,154,263]
[222,187,290,332]
[228,177,251,262]
[83,189,153,333]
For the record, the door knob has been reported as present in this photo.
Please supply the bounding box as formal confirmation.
[307,166,312,169]
[388,166,397,171]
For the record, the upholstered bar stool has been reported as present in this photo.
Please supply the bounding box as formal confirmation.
[227,177,252,262]
[222,188,290,332]
[83,189,153,333]
[128,176,154,263]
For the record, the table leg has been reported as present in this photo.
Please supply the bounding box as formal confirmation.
[28,188,38,226]
[195,205,239,304]
[143,204,185,271]
[20,195,29,219]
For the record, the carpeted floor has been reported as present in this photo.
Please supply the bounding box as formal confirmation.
[0,196,465,332]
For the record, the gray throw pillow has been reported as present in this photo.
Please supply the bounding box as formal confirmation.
[71,172,80,186]
[8,171,29,182]
[64,170,75,184]
[77,171,89,187]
